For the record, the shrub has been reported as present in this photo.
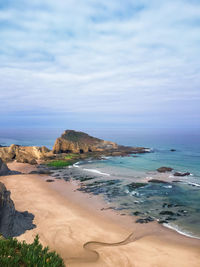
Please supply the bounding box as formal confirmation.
[0,235,65,267]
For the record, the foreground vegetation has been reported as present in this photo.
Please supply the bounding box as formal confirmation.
[0,235,65,267]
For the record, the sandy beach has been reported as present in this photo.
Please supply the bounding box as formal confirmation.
[1,162,200,267]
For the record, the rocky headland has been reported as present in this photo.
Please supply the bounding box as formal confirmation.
[52,130,148,155]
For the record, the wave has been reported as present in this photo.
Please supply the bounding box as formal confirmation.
[163,223,200,240]
[187,182,200,187]
[83,168,110,176]
[73,162,80,168]
[101,156,111,159]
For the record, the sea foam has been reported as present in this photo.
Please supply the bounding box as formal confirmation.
[83,168,110,176]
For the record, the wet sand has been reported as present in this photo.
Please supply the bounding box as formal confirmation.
[1,162,200,267]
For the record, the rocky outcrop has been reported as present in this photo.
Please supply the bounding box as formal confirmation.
[52,130,148,155]
[0,158,10,176]
[53,130,118,154]
[0,182,35,238]
[157,167,173,173]
[0,145,51,164]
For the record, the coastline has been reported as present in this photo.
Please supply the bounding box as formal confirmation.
[1,162,200,266]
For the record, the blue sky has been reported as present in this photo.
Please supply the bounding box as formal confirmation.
[0,0,200,130]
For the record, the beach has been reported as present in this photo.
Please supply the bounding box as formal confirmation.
[0,162,199,266]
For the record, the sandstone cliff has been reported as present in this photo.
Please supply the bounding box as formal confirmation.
[0,145,51,164]
[53,130,118,154]
[0,182,35,238]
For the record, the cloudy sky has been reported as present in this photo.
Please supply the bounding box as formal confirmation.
[0,0,200,130]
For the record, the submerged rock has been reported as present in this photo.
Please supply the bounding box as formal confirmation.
[136,216,154,223]
[159,210,175,216]
[127,182,147,190]
[148,179,170,184]
[174,172,190,177]
[157,167,173,173]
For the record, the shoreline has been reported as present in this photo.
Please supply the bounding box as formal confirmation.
[1,162,200,266]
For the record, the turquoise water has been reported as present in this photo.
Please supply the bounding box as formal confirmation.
[1,128,200,238]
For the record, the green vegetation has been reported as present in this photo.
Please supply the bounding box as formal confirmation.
[64,153,78,160]
[47,160,75,168]
[0,235,64,267]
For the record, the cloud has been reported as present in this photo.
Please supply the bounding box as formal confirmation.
[0,0,200,128]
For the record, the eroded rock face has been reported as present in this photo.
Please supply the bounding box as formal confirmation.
[0,182,35,238]
[53,130,118,154]
[0,145,51,164]
[0,158,10,175]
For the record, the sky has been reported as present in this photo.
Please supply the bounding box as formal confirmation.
[0,0,200,130]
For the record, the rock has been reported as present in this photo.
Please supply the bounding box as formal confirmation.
[52,130,149,155]
[148,179,169,184]
[127,182,147,190]
[0,158,10,176]
[0,182,35,238]
[159,211,175,216]
[136,216,154,223]
[53,130,118,154]
[158,219,168,224]
[0,144,51,163]
[132,211,142,216]
[174,172,190,177]
[157,167,173,173]
[46,179,54,182]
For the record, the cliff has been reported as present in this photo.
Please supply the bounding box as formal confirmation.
[0,158,10,176]
[0,182,35,238]
[53,130,118,154]
[0,145,51,164]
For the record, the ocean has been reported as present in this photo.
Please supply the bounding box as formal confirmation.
[0,128,200,238]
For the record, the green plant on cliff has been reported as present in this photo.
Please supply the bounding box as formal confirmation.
[0,235,65,267]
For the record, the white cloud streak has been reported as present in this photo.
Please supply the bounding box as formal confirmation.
[0,0,200,127]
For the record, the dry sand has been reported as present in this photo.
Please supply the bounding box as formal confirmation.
[1,162,200,267]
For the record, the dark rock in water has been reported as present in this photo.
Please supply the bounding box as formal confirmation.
[148,179,169,184]
[170,149,176,152]
[46,179,55,182]
[157,167,173,173]
[136,216,154,223]
[174,172,190,177]
[0,182,35,238]
[158,219,168,224]
[132,211,142,216]
[159,211,175,216]
[166,216,177,221]
[127,182,147,190]
[162,203,180,208]
[178,209,188,214]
